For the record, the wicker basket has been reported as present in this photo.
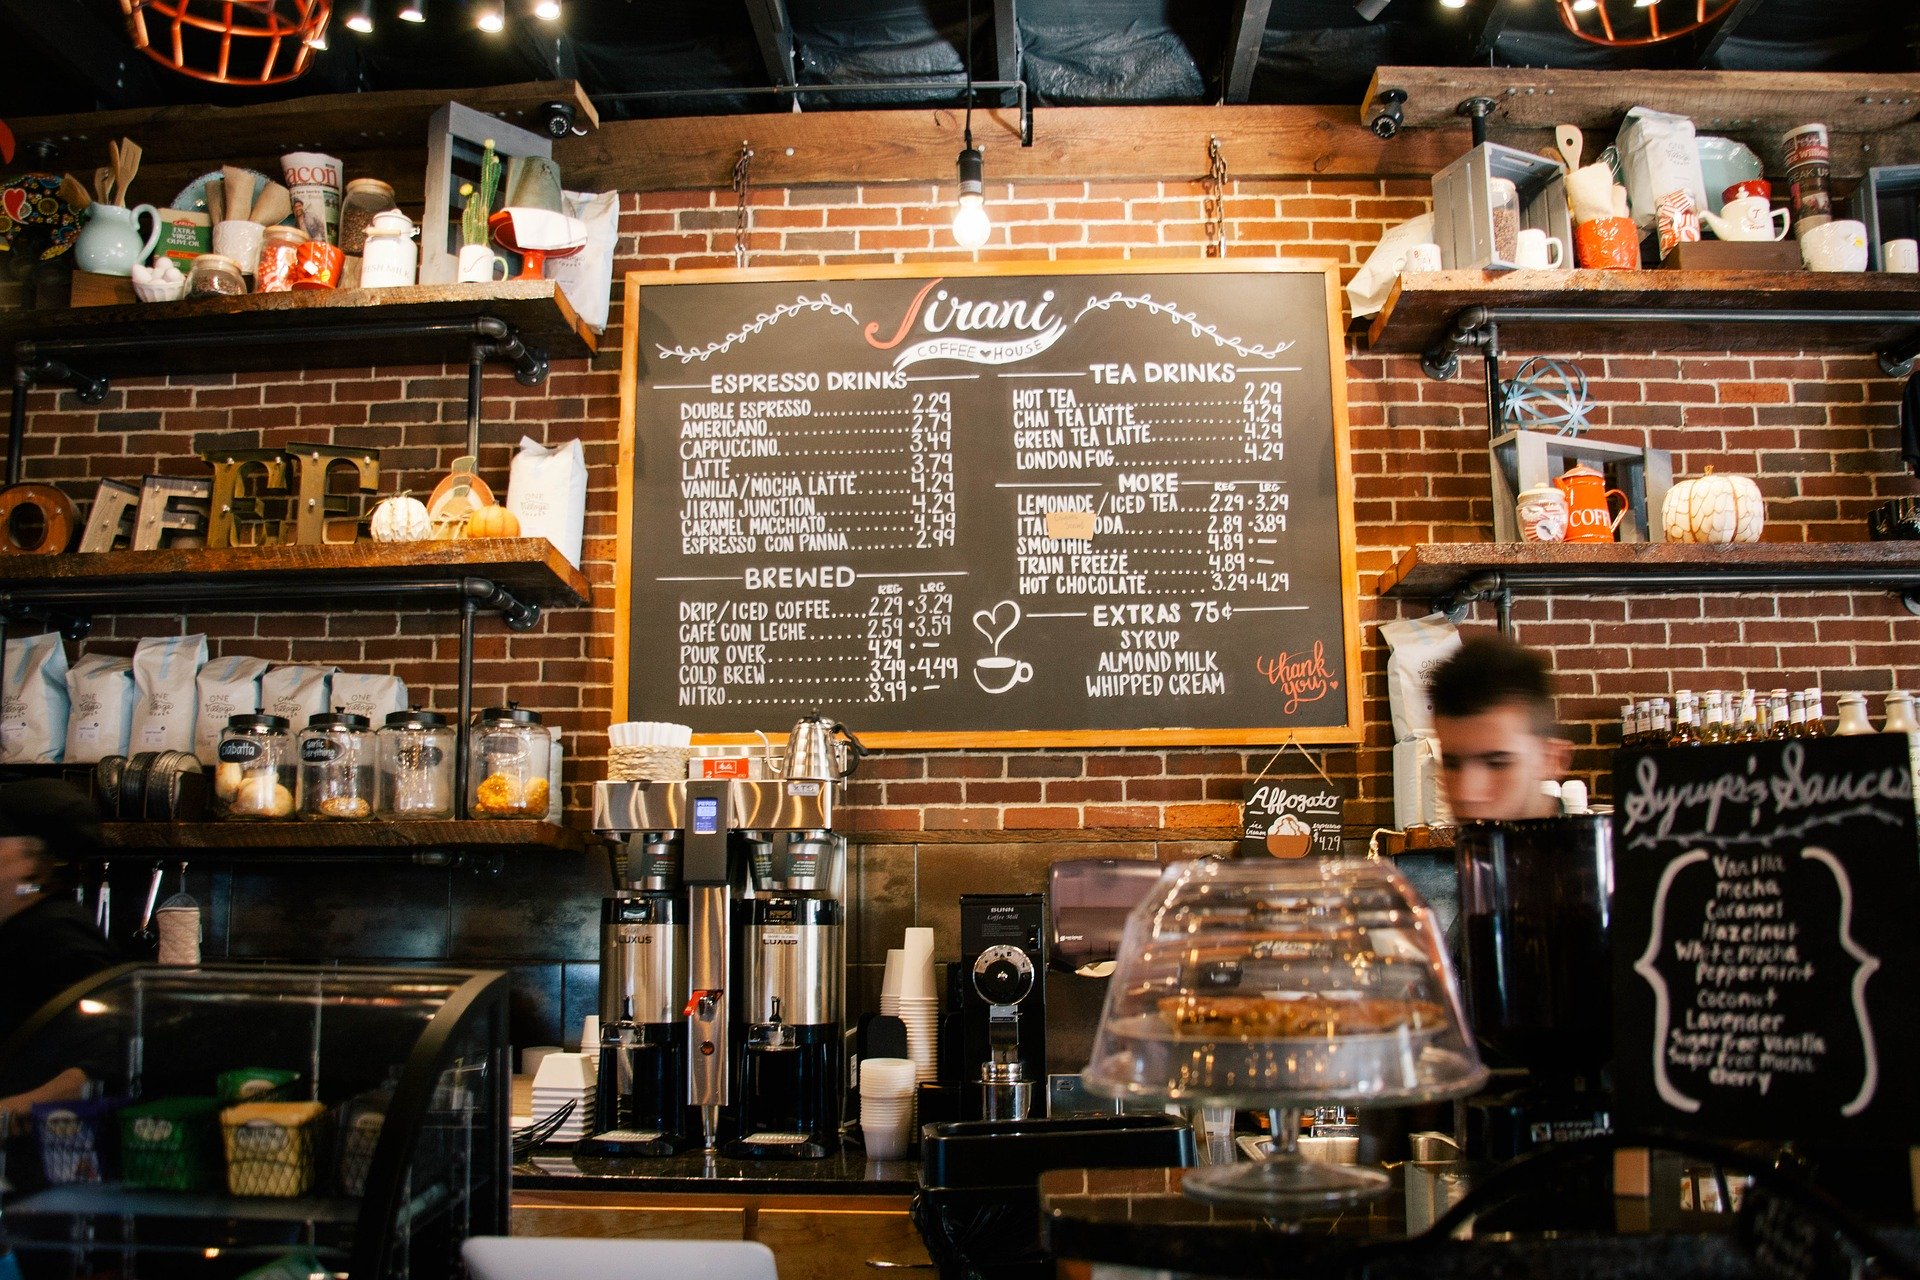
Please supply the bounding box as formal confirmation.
[222,1101,326,1197]
[608,745,692,782]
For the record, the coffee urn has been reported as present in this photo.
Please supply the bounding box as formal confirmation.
[587,834,691,1156]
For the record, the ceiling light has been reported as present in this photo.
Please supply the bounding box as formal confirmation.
[1354,0,1392,18]
[474,0,506,31]
[1571,0,1597,8]
[346,0,374,32]
[1439,0,1468,9]
[534,0,562,18]
[399,0,427,22]
[1634,0,1657,7]
[952,146,990,249]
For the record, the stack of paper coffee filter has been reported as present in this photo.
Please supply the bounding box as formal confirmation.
[880,928,939,1083]
[859,1057,918,1160]
[608,721,693,782]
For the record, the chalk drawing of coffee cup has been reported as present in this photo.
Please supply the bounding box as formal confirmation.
[974,655,1034,695]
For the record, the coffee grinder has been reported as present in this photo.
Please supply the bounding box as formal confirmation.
[731,828,844,1158]
[959,894,1047,1121]
[584,834,692,1157]
[1454,814,1615,1158]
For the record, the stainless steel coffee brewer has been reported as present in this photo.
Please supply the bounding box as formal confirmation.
[587,834,691,1156]
[592,722,858,1158]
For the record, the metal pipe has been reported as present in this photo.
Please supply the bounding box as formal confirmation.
[457,595,477,819]
[467,339,487,464]
[0,576,533,619]
[1489,569,1920,593]
[1480,326,1503,440]
[7,364,27,487]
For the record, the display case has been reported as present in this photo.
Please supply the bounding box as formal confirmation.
[0,963,509,1279]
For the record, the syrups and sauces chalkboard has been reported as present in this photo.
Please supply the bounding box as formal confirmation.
[1611,735,1920,1143]
[614,261,1360,747]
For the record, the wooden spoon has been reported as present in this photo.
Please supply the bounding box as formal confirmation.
[60,173,91,210]
[94,165,113,206]
[108,140,123,205]
[1556,125,1583,173]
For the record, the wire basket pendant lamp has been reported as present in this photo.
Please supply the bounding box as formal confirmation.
[1556,0,1741,47]
[119,0,332,85]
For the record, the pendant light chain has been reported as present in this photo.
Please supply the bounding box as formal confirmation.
[732,142,755,269]
[1203,136,1230,258]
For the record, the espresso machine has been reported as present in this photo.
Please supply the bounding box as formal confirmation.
[1453,814,1615,1158]
[591,715,861,1158]
[959,894,1047,1121]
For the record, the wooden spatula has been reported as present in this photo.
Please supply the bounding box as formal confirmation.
[117,138,142,206]
[59,173,91,210]
[94,165,113,206]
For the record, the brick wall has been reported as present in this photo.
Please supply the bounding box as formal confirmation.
[21,172,1918,1046]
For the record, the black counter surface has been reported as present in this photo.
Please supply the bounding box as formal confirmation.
[514,1147,918,1196]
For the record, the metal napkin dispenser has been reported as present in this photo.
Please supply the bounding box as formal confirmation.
[1046,859,1166,977]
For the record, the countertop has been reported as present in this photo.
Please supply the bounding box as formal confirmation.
[514,1148,919,1196]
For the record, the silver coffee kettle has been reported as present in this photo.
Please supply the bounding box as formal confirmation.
[783,712,866,782]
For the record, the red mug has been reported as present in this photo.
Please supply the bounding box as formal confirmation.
[1722,179,1770,205]
[1574,217,1640,269]
[1553,463,1630,542]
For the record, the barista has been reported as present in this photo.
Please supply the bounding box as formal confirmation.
[0,779,119,1121]
[1427,634,1571,823]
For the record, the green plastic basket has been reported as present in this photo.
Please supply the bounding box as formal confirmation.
[120,1097,224,1192]
[216,1068,300,1105]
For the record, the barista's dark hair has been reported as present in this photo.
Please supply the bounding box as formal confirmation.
[1428,634,1559,737]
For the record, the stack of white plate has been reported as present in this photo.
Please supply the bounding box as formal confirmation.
[529,1051,597,1145]
[880,927,940,1083]
[859,1057,918,1160]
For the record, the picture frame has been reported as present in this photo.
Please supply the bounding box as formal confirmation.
[420,102,554,286]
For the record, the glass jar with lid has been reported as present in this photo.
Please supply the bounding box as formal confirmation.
[1488,177,1521,263]
[469,704,549,819]
[187,253,247,299]
[378,708,456,819]
[299,710,376,820]
[256,225,311,293]
[216,714,295,820]
[338,178,396,255]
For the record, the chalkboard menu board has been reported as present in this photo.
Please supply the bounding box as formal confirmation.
[1611,735,1920,1143]
[614,261,1360,747]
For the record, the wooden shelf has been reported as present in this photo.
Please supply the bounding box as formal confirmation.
[98,820,591,856]
[1376,541,1920,611]
[0,539,591,613]
[4,281,596,379]
[1365,270,1920,362]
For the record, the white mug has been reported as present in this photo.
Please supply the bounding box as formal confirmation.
[1801,218,1868,272]
[1883,238,1919,274]
[1403,242,1444,273]
[1514,228,1565,270]
[457,243,510,283]
[1715,196,1791,241]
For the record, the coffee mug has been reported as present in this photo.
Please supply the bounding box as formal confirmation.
[457,243,511,283]
[1714,196,1790,242]
[1574,217,1639,269]
[1515,485,1570,543]
[211,220,265,276]
[1801,218,1868,272]
[1403,242,1443,273]
[1722,179,1770,206]
[973,656,1033,695]
[1883,238,1918,274]
[1515,228,1565,270]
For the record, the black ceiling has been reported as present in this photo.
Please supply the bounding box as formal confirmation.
[1,0,1914,123]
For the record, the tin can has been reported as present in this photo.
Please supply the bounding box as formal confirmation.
[1782,122,1831,236]
[255,225,310,293]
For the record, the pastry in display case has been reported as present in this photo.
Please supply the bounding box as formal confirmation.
[1083,858,1486,1211]
[0,964,509,1280]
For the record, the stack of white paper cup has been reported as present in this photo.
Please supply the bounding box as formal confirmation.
[879,928,940,1083]
[859,1057,918,1160]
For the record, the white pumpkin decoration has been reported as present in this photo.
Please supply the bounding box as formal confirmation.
[369,494,432,543]
[1661,468,1765,545]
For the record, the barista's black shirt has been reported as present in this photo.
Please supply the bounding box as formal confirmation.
[0,896,118,1094]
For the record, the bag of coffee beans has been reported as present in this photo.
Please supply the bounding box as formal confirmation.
[65,654,135,763]
[130,634,208,754]
[1,633,70,763]
[196,656,271,763]
[330,672,407,724]
[262,665,334,729]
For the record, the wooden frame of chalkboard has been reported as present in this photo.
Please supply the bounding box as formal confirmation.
[615,258,1361,749]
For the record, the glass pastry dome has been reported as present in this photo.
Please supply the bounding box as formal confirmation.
[1083,857,1486,1209]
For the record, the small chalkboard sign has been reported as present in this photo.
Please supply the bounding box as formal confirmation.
[1611,734,1920,1144]
[1240,778,1345,858]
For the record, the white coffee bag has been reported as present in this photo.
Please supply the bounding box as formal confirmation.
[331,672,408,723]
[262,665,335,730]
[196,656,271,763]
[506,436,587,568]
[1379,614,1461,742]
[1,633,69,764]
[129,634,207,755]
[65,654,134,763]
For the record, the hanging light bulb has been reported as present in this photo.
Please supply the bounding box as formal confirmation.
[1439,0,1468,9]
[534,0,562,18]
[399,0,427,22]
[346,0,375,32]
[474,0,506,31]
[306,23,329,49]
[1570,0,1597,9]
[952,146,990,249]
[1634,0,1658,7]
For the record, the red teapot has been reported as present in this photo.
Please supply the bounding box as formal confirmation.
[1553,462,1629,543]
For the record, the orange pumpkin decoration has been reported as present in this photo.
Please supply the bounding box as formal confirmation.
[464,504,521,539]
